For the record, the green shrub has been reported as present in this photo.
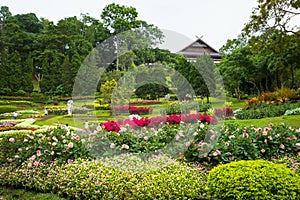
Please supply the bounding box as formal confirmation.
[0,106,17,114]
[235,102,300,119]
[14,89,27,96]
[206,160,300,200]
[284,107,300,116]
[0,88,12,95]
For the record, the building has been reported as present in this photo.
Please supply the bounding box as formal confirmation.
[177,37,221,63]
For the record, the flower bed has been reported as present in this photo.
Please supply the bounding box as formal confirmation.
[129,99,162,105]
[214,107,234,119]
[100,113,217,133]
[110,106,153,115]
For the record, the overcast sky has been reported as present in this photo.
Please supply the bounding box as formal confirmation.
[2,0,258,51]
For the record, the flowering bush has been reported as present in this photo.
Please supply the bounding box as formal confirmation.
[0,127,91,166]
[184,123,299,166]
[101,113,216,133]
[1,155,208,199]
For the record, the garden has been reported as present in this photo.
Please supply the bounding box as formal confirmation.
[1,0,300,199]
[0,86,300,199]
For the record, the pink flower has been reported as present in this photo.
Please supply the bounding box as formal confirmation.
[36,150,42,157]
[279,144,285,149]
[242,132,248,138]
[75,135,80,140]
[9,138,15,143]
[262,131,268,136]
[185,141,191,147]
[143,136,149,141]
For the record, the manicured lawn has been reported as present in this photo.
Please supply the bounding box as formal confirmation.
[225,115,300,128]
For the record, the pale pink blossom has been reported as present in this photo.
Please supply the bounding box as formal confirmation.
[279,144,285,149]
[75,135,80,140]
[262,131,268,136]
[185,141,191,147]
[110,143,116,149]
[121,144,129,149]
[9,138,15,143]
[144,136,149,141]
[36,150,42,157]
[242,132,248,138]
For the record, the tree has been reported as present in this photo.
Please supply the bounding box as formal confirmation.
[244,0,300,36]
[101,3,141,34]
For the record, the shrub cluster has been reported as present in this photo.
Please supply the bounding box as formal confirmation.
[235,102,300,119]
[162,101,211,115]
[206,160,300,199]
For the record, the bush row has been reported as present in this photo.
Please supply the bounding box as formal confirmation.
[0,106,17,114]
[235,102,300,119]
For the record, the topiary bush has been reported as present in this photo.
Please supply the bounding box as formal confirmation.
[206,160,300,200]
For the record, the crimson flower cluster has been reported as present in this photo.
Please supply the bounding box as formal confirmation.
[100,120,120,132]
[101,113,217,132]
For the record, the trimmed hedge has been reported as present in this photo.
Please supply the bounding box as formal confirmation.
[206,160,300,200]
[0,106,17,114]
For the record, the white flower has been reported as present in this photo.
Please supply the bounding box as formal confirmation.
[110,143,116,149]
[129,114,141,120]
[119,127,127,133]
[144,136,149,140]
[121,144,129,149]
[68,142,74,148]
[229,135,235,139]
[199,123,205,129]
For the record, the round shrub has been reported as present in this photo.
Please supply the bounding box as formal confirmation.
[206,160,300,200]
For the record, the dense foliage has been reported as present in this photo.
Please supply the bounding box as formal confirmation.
[206,160,300,199]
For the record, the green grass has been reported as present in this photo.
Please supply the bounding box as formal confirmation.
[0,186,67,200]
[225,115,300,128]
